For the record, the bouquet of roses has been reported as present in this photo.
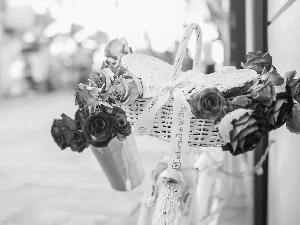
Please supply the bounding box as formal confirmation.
[188,51,300,155]
[51,37,146,191]
[51,37,138,153]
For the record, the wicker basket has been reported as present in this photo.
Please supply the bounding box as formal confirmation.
[121,24,259,147]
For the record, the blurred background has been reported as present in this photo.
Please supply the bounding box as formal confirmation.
[1,0,300,225]
[0,0,226,97]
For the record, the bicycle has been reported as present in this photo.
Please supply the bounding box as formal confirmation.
[121,24,266,225]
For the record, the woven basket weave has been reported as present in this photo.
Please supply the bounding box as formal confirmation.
[122,24,259,147]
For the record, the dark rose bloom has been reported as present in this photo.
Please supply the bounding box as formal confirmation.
[51,119,72,150]
[268,92,294,131]
[75,109,88,130]
[70,131,88,152]
[241,51,272,75]
[190,87,226,121]
[112,107,131,140]
[220,109,269,156]
[83,112,115,147]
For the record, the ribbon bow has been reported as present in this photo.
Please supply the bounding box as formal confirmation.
[134,75,196,180]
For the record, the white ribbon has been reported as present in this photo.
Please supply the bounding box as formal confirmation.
[134,78,192,180]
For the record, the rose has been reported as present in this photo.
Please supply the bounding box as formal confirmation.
[248,80,276,106]
[112,107,131,140]
[70,131,88,152]
[111,76,140,105]
[51,114,78,150]
[219,109,269,156]
[241,51,272,75]
[190,87,226,121]
[83,112,115,147]
[51,119,71,150]
[284,71,300,101]
[268,92,294,131]
[51,114,88,152]
[104,38,131,66]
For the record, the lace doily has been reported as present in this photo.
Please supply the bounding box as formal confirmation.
[152,179,180,225]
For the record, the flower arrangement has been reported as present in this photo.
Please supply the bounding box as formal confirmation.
[51,38,136,152]
[211,52,300,155]
[51,37,300,157]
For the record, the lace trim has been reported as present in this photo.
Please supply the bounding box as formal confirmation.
[152,179,180,225]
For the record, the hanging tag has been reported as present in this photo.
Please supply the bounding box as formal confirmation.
[167,89,192,180]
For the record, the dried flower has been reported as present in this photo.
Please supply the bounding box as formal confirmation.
[112,76,139,105]
[75,83,100,108]
[248,80,276,106]
[241,51,272,75]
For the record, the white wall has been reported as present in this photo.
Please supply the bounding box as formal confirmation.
[268,1,300,224]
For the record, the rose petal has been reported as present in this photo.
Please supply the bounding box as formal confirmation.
[284,70,297,84]
[233,114,251,126]
[232,96,252,107]
[61,114,77,131]
[231,117,257,140]
[218,109,252,143]
[286,105,300,134]
[235,125,259,143]
[231,139,238,152]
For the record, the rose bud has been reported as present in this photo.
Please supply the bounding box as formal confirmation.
[51,119,72,150]
[190,87,226,121]
[111,107,132,140]
[83,112,115,147]
[70,131,88,153]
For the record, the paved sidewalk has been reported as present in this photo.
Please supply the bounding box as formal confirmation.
[0,91,251,225]
[0,91,170,225]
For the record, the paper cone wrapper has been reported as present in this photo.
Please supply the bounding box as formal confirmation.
[90,134,145,191]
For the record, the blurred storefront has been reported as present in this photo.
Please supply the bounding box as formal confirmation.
[0,0,226,98]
